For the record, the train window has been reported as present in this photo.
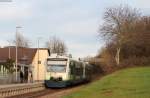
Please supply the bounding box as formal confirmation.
[47,64,66,72]
[75,62,80,68]
[69,61,83,76]
[70,61,74,67]
[70,61,76,75]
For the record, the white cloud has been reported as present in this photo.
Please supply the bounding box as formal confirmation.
[0,40,8,47]
[132,0,150,8]
[0,0,103,58]
[67,41,103,58]
[47,17,101,38]
[57,18,99,35]
[0,0,33,21]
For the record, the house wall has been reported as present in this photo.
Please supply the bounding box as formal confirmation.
[32,49,49,81]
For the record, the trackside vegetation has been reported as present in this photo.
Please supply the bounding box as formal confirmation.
[63,67,150,98]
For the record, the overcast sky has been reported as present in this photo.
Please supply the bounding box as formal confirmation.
[0,0,150,58]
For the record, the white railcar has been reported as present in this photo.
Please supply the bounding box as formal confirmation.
[45,55,92,88]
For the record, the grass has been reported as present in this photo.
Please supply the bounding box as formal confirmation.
[63,67,150,98]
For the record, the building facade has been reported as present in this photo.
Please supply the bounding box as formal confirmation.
[32,49,49,81]
[0,47,49,84]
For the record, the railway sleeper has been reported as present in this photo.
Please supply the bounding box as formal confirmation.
[0,83,45,97]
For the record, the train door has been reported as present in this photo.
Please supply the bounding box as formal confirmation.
[69,61,75,81]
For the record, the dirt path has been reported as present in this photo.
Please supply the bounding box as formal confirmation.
[38,86,82,98]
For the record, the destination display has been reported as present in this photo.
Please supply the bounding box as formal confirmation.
[47,61,67,65]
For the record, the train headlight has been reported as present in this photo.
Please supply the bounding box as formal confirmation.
[50,77,54,80]
[58,77,62,81]
[50,77,63,81]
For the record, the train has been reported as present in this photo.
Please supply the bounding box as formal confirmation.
[44,54,92,88]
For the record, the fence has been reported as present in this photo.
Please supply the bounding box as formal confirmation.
[0,72,20,84]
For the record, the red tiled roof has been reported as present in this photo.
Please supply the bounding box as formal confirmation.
[0,47,38,65]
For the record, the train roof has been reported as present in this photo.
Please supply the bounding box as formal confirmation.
[47,54,90,64]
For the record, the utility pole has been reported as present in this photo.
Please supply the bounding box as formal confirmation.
[15,26,22,82]
[9,46,10,59]
[7,40,11,59]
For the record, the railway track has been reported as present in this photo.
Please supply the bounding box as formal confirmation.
[8,83,87,98]
[2,74,102,98]
[0,82,45,98]
[8,82,97,98]
[0,81,88,98]
[9,88,63,98]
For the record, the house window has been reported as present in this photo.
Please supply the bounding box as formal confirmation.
[38,60,41,64]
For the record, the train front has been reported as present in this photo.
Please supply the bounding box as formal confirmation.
[45,56,70,88]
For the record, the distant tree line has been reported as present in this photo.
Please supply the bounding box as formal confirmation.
[92,5,150,73]
[13,32,30,48]
[45,36,67,55]
[9,32,67,55]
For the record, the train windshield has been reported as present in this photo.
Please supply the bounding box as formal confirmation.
[47,65,66,72]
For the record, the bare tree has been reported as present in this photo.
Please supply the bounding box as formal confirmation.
[121,16,150,58]
[46,36,67,55]
[99,5,140,65]
[13,32,30,47]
